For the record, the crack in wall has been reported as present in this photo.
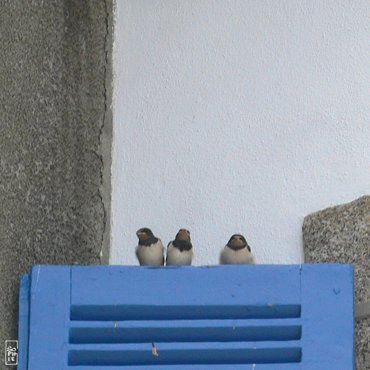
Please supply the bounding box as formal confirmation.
[98,0,113,264]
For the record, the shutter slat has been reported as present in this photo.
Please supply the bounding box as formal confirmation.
[68,340,303,349]
[68,341,302,366]
[71,365,302,370]
[69,318,302,343]
[71,304,301,321]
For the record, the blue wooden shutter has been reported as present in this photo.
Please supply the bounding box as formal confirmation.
[18,264,354,369]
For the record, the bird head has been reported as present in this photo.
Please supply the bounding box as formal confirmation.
[227,234,250,251]
[136,227,154,241]
[175,228,191,241]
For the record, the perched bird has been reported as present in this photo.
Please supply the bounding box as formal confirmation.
[220,234,255,264]
[135,228,164,266]
[166,229,193,266]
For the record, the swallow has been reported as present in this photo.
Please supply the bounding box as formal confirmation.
[220,234,255,264]
[166,229,193,266]
[135,228,164,266]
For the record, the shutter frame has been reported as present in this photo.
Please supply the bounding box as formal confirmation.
[18,264,354,369]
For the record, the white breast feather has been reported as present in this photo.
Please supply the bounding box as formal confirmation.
[220,245,255,264]
[166,243,193,265]
[136,240,164,266]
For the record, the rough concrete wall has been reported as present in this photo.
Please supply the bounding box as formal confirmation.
[0,0,112,364]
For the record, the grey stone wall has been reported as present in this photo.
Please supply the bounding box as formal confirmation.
[0,0,112,366]
[303,196,370,369]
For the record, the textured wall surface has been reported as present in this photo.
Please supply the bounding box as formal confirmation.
[112,0,370,266]
[0,0,112,365]
[303,196,370,369]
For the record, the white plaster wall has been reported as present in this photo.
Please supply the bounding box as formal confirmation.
[111,0,370,265]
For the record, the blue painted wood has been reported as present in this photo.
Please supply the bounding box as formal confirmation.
[301,264,354,370]
[72,366,302,370]
[70,265,301,320]
[69,318,302,343]
[18,273,30,370]
[18,264,354,369]
[27,265,71,370]
[68,341,302,365]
